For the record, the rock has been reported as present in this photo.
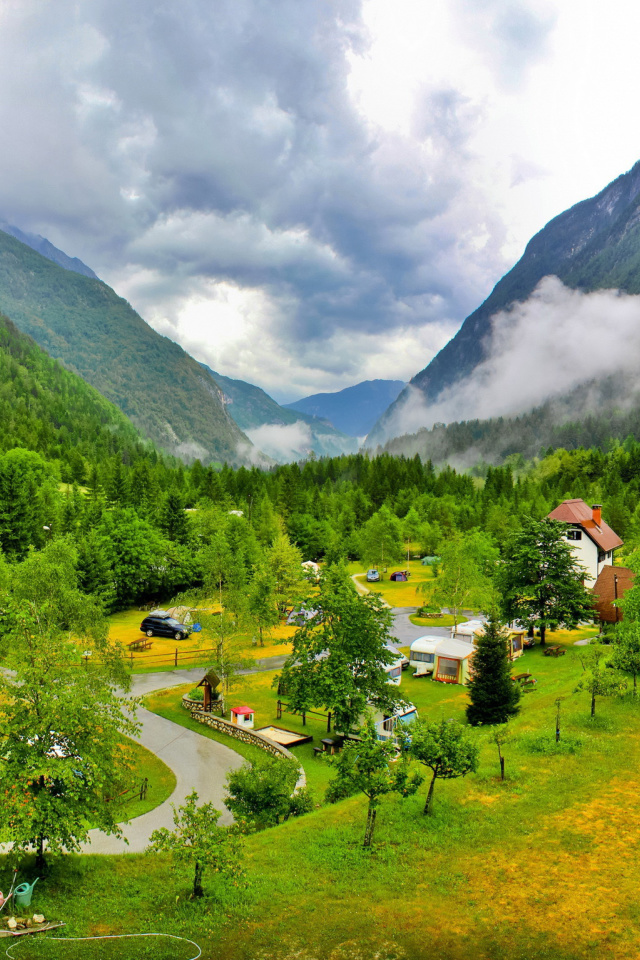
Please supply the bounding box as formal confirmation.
[33,914,45,924]
[7,918,17,930]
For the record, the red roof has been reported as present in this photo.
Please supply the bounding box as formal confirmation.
[231,705,253,716]
[547,499,623,552]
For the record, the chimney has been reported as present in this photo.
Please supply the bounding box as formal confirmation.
[592,504,602,526]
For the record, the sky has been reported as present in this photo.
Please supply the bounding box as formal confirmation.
[1,0,640,404]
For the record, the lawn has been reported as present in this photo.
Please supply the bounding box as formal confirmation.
[9,626,640,960]
[408,612,468,627]
[108,606,295,672]
[117,739,177,821]
[348,557,434,608]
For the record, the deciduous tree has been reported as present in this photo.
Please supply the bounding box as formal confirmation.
[497,518,593,645]
[404,718,479,814]
[149,791,243,898]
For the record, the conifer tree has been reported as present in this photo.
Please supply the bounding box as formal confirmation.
[466,616,521,726]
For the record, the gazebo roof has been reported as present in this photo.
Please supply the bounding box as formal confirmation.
[197,669,221,689]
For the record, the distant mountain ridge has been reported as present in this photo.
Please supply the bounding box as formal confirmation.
[370,159,640,444]
[285,379,405,437]
[202,365,358,461]
[0,221,98,279]
[0,229,250,464]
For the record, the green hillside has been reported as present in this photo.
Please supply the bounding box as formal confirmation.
[0,229,249,463]
[0,312,154,471]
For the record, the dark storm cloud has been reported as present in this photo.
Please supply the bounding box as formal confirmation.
[0,0,516,383]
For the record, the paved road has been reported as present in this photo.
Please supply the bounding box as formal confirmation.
[82,608,456,853]
[83,669,246,854]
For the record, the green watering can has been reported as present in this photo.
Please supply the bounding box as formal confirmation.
[14,878,38,907]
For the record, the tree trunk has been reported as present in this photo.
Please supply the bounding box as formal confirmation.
[500,756,505,781]
[424,771,437,814]
[35,835,45,872]
[363,801,377,847]
[193,861,204,898]
[539,623,546,646]
[591,691,596,718]
[259,625,264,647]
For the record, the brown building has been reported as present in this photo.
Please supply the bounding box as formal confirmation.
[592,565,635,624]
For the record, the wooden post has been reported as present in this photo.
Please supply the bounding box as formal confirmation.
[277,700,282,720]
[302,710,306,726]
[174,648,178,667]
[327,711,332,732]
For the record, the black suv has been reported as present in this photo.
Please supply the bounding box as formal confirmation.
[140,610,191,641]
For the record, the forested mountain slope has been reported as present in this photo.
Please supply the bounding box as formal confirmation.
[0,312,154,473]
[377,375,640,467]
[371,160,640,443]
[0,230,250,464]
[0,221,98,279]
[203,365,358,460]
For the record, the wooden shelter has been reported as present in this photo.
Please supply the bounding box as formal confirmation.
[197,669,222,712]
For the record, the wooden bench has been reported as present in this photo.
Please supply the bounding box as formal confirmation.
[544,645,565,657]
[127,638,153,652]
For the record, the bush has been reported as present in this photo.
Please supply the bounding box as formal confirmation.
[187,687,204,701]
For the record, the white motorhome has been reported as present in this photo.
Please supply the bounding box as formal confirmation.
[450,619,484,640]
[372,701,418,740]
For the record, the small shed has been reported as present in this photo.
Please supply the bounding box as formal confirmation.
[592,565,635,624]
[389,571,408,582]
[432,639,475,685]
[197,669,222,712]
[230,705,255,729]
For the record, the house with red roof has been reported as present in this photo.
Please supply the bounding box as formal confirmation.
[547,499,623,584]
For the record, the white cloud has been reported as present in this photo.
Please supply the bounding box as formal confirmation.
[379,276,640,439]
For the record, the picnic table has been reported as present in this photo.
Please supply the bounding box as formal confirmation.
[127,638,154,652]
[544,645,565,657]
[321,737,343,755]
[512,672,532,682]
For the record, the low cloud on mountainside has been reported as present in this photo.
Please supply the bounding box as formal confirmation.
[380,276,640,440]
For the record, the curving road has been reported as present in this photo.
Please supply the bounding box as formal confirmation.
[82,609,456,853]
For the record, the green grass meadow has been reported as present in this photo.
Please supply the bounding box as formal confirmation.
[7,626,640,960]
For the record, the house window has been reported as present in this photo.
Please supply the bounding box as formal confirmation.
[412,651,435,663]
[567,529,582,541]
[436,658,459,682]
[598,550,606,563]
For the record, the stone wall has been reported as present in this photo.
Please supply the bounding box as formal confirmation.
[188,707,307,790]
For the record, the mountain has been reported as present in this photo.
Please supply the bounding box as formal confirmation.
[202,365,358,462]
[0,311,151,467]
[284,380,406,437]
[0,228,250,464]
[375,374,640,467]
[370,160,640,443]
[0,220,98,279]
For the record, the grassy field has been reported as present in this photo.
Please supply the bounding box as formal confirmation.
[348,558,434,608]
[9,625,640,960]
[117,739,176,821]
[108,606,296,672]
[408,612,469,627]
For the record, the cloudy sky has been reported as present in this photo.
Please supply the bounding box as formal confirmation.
[1,0,639,403]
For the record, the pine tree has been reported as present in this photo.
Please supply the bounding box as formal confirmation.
[466,616,521,726]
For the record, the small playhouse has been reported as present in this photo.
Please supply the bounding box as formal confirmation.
[230,705,255,729]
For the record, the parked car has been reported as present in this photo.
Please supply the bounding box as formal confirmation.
[140,610,191,641]
[366,569,380,582]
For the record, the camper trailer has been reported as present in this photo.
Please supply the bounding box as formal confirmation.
[372,701,418,741]
[409,635,441,675]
